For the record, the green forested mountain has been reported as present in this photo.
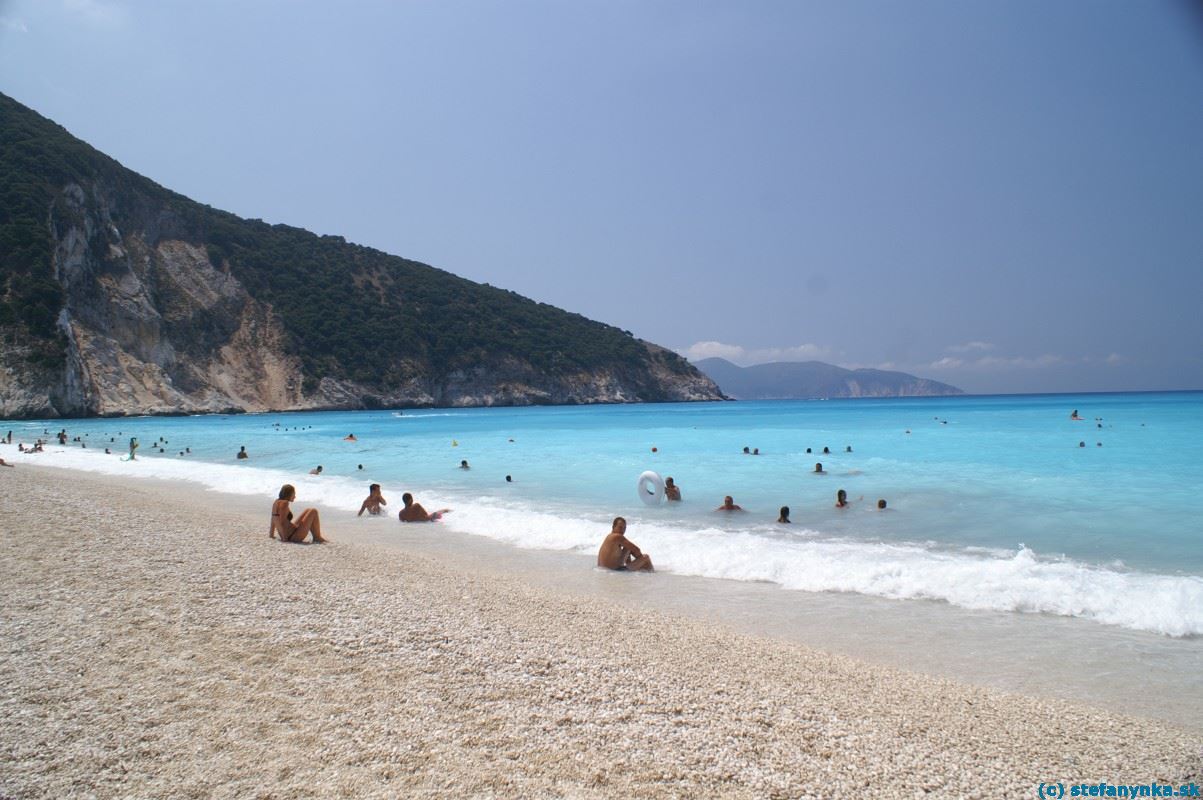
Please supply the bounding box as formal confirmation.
[0,92,720,417]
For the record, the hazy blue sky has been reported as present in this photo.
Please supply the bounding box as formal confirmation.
[2,0,1201,393]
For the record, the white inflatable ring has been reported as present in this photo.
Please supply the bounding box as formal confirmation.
[637,470,665,505]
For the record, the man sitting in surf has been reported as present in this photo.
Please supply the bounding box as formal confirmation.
[398,492,450,522]
[597,517,653,572]
[358,483,388,516]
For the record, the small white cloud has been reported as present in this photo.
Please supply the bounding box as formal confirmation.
[680,341,750,363]
[772,343,830,362]
[0,17,29,33]
[1105,353,1126,366]
[947,341,994,354]
[927,353,1069,371]
[680,341,831,366]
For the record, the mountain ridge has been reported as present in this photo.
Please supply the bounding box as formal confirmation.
[0,92,723,417]
[693,357,962,399]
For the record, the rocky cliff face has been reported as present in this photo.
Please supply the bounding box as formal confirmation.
[0,92,724,418]
[0,179,721,418]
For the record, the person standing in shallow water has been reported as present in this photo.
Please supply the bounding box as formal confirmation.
[664,477,681,501]
[128,437,139,460]
[597,517,653,572]
[716,496,743,512]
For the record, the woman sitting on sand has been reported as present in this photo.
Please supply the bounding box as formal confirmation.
[270,484,329,543]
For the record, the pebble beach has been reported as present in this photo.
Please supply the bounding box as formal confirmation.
[1,464,1200,799]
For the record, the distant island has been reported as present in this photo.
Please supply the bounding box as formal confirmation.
[693,358,962,400]
[0,92,722,418]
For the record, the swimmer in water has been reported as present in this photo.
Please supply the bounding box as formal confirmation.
[715,495,743,512]
[877,499,887,510]
[358,483,388,516]
[835,489,849,508]
[823,446,830,455]
[777,505,790,524]
[398,492,451,522]
[1071,409,1082,420]
[664,476,681,501]
[596,517,653,572]
[460,459,470,470]
[742,446,750,455]
[269,484,328,543]
[309,465,323,475]
[344,433,357,441]
[814,462,825,474]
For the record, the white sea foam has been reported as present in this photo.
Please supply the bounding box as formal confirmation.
[442,502,1203,637]
[11,445,1202,637]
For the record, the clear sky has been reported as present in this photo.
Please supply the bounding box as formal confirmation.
[2,0,1201,393]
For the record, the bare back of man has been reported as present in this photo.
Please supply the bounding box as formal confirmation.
[596,517,653,572]
[398,492,450,522]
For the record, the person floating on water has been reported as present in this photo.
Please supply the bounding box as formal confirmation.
[664,476,681,501]
[269,484,328,543]
[309,465,323,475]
[596,517,653,572]
[777,505,790,523]
[716,495,743,512]
[237,445,249,460]
[358,484,388,516]
[344,434,357,441]
[398,492,451,522]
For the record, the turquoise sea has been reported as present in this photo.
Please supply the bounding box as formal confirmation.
[4,391,1202,637]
